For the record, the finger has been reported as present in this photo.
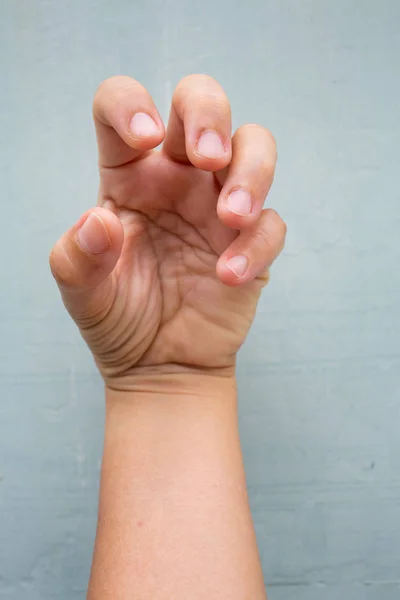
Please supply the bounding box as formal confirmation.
[216,209,286,287]
[216,125,277,229]
[93,76,165,168]
[163,74,232,171]
[49,207,124,325]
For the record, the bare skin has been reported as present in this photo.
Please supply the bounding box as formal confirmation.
[50,74,286,599]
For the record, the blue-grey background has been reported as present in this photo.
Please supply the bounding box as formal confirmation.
[1,1,400,598]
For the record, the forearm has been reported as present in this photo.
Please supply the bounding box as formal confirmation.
[87,374,266,600]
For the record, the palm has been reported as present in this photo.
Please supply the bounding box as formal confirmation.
[96,151,263,376]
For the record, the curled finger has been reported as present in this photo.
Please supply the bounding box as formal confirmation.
[216,209,287,286]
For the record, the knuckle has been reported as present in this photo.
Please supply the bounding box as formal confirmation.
[174,74,228,106]
[96,75,134,94]
[265,209,287,237]
[252,225,272,249]
[258,268,271,287]
[263,129,278,163]
[174,75,198,99]
[199,94,230,117]
[262,127,277,149]
[49,244,84,291]
[176,73,219,91]
[49,248,75,289]
[93,76,143,113]
[236,124,276,146]
[233,125,277,169]
[94,76,121,105]
[48,248,57,277]
[260,155,276,178]
[254,154,276,181]
[252,210,287,252]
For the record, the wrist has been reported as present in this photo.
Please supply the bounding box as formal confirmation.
[104,369,240,473]
[105,369,238,436]
[104,363,237,399]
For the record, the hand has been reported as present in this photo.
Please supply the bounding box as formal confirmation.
[50,75,286,390]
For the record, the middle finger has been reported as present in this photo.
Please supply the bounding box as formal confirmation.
[163,74,232,171]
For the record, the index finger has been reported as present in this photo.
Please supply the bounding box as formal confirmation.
[93,76,165,168]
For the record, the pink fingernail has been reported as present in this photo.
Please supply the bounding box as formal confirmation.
[225,189,253,216]
[196,130,225,159]
[225,255,248,277]
[129,112,159,137]
[77,213,109,254]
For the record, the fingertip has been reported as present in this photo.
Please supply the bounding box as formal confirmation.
[188,130,232,172]
[92,207,124,252]
[128,112,165,150]
[76,207,124,255]
[216,271,241,287]
[189,152,232,172]
[50,208,124,292]
[216,255,249,287]
[93,76,165,165]
[217,201,259,231]
[191,156,231,172]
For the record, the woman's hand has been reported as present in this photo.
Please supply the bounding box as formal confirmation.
[50,74,286,390]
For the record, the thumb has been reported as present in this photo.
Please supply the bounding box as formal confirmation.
[49,207,124,325]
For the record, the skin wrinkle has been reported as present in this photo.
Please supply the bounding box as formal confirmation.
[99,150,154,170]
[89,202,266,378]
[140,249,189,366]
[89,184,273,380]
[75,279,117,329]
[100,154,223,243]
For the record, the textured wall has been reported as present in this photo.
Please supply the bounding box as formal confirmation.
[1,1,400,598]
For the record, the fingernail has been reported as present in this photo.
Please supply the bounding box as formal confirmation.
[225,255,248,277]
[129,112,159,138]
[225,189,253,216]
[196,130,225,159]
[77,213,109,254]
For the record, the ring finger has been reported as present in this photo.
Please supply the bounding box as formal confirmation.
[216,124,277,229]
